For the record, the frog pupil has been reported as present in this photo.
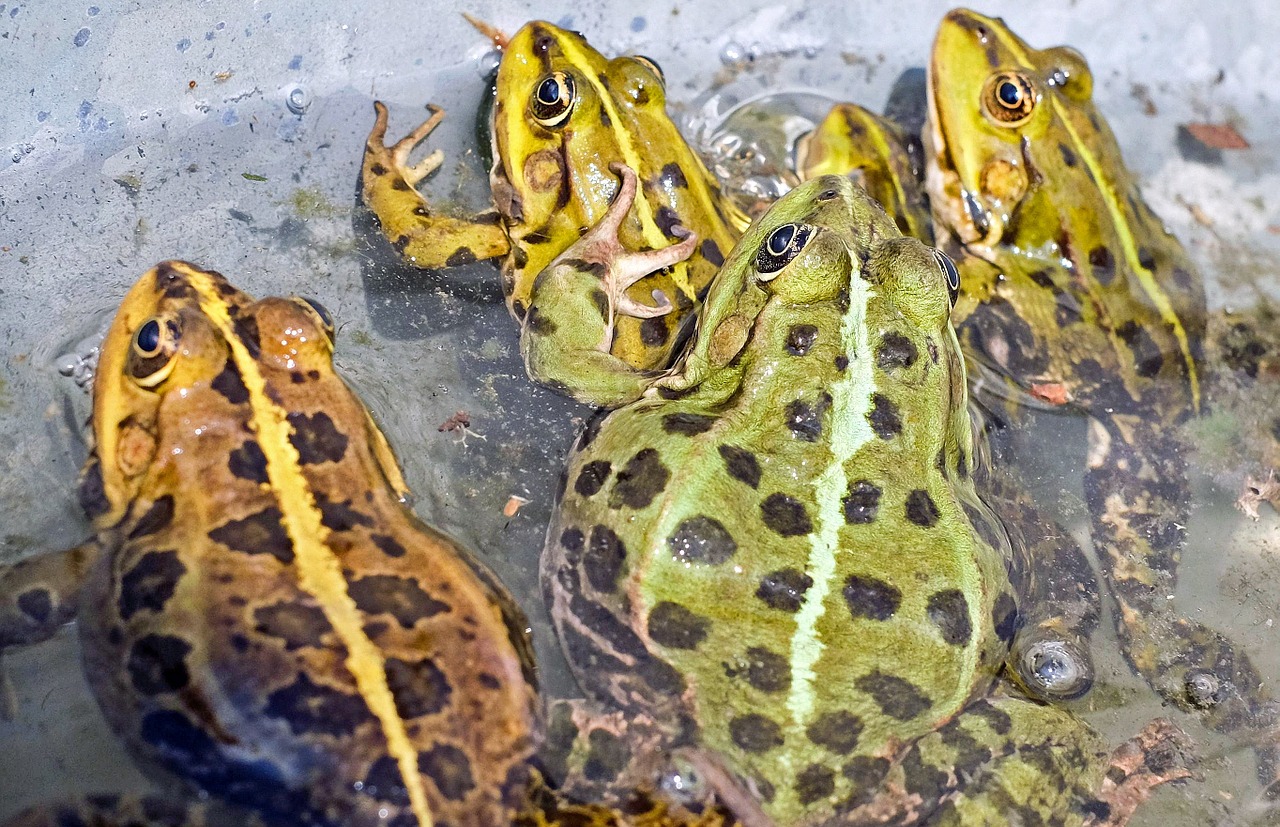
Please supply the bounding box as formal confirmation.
[537,77,561,105]
[998,80,1021,107]
[136,319,161,354]
[768,225,796,255]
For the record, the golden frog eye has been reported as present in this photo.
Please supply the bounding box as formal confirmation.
[291,296,335,343]
[632,54,665,84]
[933,249,960,306]
[530,71,576,128]
[128,315,181,388]
[755,223,815,278]
[981,71,1037,126]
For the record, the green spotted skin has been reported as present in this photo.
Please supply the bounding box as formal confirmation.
[542,176,1163,825]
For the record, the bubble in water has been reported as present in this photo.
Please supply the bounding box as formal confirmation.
[720,41,744,64]
[286,85,310,115]
[477,49,501,79]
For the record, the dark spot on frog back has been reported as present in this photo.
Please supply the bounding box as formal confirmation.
[347,574,450,629]
[314,492,376,532]
[795,764,836,806]
[646,601,710,649]
[126,499,175,545]
[876,331,918,371]
[868,393,902,439]
[718,444,761,488]
[855,670,932,720]
[264,672,374,736]
[585,525,627,592]
[806,710,863,755]
[760,492,812,536]
[700,239,724,267]
[786,324,818,356]
[232,313,262,358]
[212,359,250,404]
[1115,319,1165,378]
[118,549,187,620]
[668,515,737,565]
[1088,245,1116,286]
[926,589,973,645]
[843,480,882,524]
[728,646,790,693]
[127,633,192,695]
[786,392,832,442]
[253,601,333,650]
[608,448,670,509]
[992,592,1019,643]
[728,713,784,754]
[843,574,902,621]
[639,316,670,346]
[905,489,940,527]
[755,568,813,612]
[384,656,452,718]
[662,412,717,436]
[418,743,476,801]
[228,439,269,483]
[574,460,612,497]
[287,411,349,464]
[208,507,293,563]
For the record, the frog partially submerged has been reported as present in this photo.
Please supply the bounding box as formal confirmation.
[0,262,542,827]
[363,20,746,406]
[543,175,1191,826]
[923,8,1279,777]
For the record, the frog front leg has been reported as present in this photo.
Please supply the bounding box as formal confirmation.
[362,101,510,269]
[522,163,698,407]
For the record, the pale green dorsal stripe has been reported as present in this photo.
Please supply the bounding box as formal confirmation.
[786,260,876,730]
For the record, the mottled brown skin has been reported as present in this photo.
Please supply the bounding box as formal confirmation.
[1,263,540,827]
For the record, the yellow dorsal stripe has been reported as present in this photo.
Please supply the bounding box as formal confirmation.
[555,35,695,299]
[1002,38,1200,410]
[186,269,434,827]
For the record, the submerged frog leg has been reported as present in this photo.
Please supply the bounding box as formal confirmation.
[1088,718,1198,826]
[1085,415,1280,790]
[522,163,698,407]
[3,795,214,827]
[362,101,510,269]
[0,542,99,649]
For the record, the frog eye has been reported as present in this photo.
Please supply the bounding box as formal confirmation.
[932,249,960,306]
[530,71,577,128]
[128,315,182,388]
[632,55,665,84]
[291,296,335,342]
[755,223,815,278]
[981,71,1037,126]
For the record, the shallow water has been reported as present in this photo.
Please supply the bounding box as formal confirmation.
[2,0,1280,823]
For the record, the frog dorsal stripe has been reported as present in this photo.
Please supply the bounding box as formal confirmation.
[183,265,436,827]
[996,36,1201,412]
[786,268,874,729]
[552,31,696,301]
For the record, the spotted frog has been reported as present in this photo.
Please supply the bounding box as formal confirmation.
[543,175,1190,826]
[924,9,1280,782]
[0,262,543,827]
[363,21,746,406]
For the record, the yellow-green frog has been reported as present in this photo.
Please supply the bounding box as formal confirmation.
[924,9,1280,776]
[542,175,1189,826]
[363,21,746,406]
[0,262,542,827]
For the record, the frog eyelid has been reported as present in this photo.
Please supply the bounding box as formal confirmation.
[290,296,336,342]
[755,223,815,279]
[631,55,665,85]
[932,249,961,307]
[530,71,577,128]
[128,315,181,388]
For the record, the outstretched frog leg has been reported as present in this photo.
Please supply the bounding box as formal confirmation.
[522,163,698,407]
[362,101,510,269]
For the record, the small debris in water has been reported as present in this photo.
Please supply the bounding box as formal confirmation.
[438,410,486,446]
[503,495,530,518]
[1030,382,1071,406]
[241,172,267,181]
[1236,470,1280,520]
[286,85,310,115]
[1183,122,1250,150]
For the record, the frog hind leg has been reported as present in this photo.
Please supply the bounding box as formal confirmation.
[2,795,216,827]
[1084,415,1280,789]
[0,542,98,649]
[895,696,1192,827]
[521,163,698,407]
[362,101,510,269]
[532,698,745,827]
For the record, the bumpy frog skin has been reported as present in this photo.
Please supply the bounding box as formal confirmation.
[0,263,543,827]
[543,176,1189,826]
[924,8,1279,788]
[363,21,746,406]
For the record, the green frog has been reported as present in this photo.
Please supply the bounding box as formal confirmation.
[923,7,1279,789]
[543,174,1190,826]
[0,262,541,827]
[362,20,746,406]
